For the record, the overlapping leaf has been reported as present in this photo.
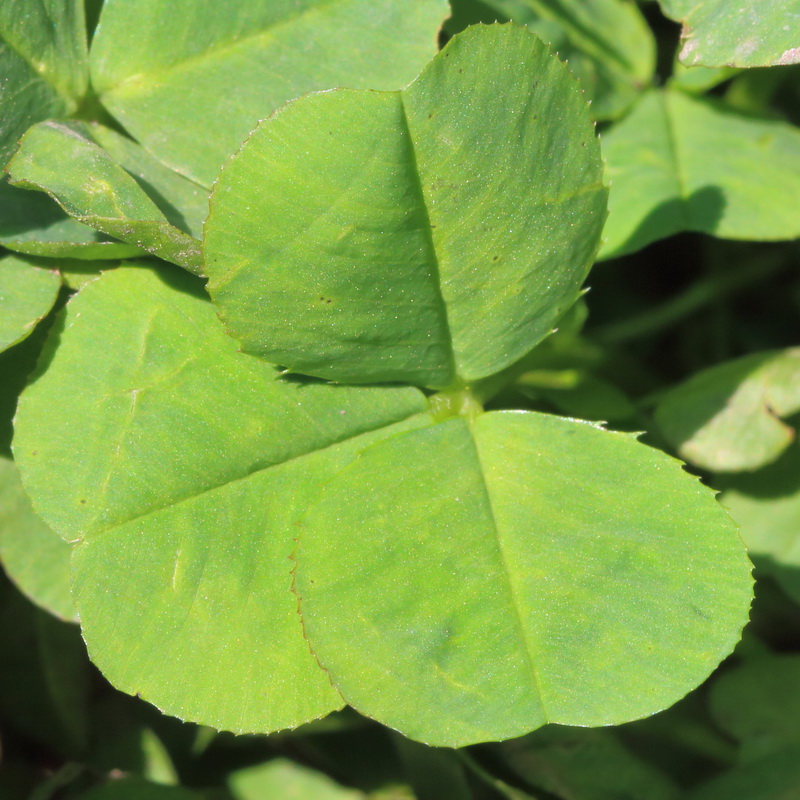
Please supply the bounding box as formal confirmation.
[655,349,800,472]
[205,24,608,388]
[659,0,800,68]
[0,180,144,260]
[14,265,428,733]
[600,90,800,259]
[445,0,655,120]
[6,123,203,274]
[0,256,61,353]
[89,0,450,187]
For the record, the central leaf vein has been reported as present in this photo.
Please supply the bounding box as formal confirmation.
[397,93,458,385]
[468,424,549,718]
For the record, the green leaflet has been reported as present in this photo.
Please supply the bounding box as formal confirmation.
[658,0,800,68]
[90,0,449,187]
[445,0,655,120]
[0,0,87,166]
[600,90,800,259]
[0,255,61,353]
[204,24,607,388]
[14,266,428,733]
[0,456,76,622]
[654,349,800,472]
[294,412,752,746]
[229,760,363,800]
[5,123,203,274]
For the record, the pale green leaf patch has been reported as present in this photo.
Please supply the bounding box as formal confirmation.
[229,760,364,800]
[90,0,450,187]
[0,255,62,353]
[204,24,607,388]
[655,349,800,472]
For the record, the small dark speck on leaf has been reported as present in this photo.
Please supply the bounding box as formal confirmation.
[80,499,87,504]
[32,450,37,456]
[493,255,499,261]
[428,112,433,119]
[458,68,463,73]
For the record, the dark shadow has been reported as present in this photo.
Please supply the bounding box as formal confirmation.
[0,179,104,242]
[125,173,193,236]
[611,185,726,259]
[147,259,208,299]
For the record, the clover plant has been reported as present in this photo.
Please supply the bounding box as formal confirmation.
[1,0,799,797]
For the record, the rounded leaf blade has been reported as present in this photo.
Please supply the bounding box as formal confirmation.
[294,411,752,746]
[204,24,607,388]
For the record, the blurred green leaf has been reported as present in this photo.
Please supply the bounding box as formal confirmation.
[654,349,800,472]
[77,777,200,800]
[719,439,800,605]
[601,90,800,258]
[0,581,90,757]
[497,724,680,800]
[709,654,800,761]
[659,0,800,68]
[230,759,364,800]
[686,749,800,800]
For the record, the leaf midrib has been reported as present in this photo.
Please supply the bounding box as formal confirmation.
[660,91,691,227]
[81,407,430,543]
[397,93,458,386]
[468,417,550,718]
